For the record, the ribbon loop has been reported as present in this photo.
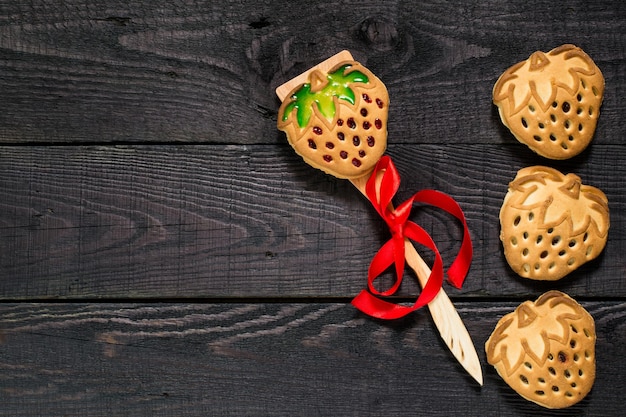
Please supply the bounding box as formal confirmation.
[351,156,473,320]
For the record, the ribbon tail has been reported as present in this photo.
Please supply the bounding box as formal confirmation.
[392,236,406,290]
[367,239,401,296]
[351,290,418,320]
[412,189,473,288]
[352,250,443,320]
[403,224,445,308]
[353,225,446,320]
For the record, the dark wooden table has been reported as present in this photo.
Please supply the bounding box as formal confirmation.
[1,1,624,415]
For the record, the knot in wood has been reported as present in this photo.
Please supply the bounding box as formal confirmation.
[359,18,399,50]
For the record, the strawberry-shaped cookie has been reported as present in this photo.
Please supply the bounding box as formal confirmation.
[493,44,604,159]
[500,166,609,280]
[277,60,388,179]
[486,291,596,409]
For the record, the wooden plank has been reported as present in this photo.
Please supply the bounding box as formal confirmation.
[0,1,623,144]
[1,144,624,299]
[0,301,623,416]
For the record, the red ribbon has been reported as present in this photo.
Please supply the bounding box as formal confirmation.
[351,156,473,319]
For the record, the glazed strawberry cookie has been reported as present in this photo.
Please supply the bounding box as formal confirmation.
[486,291,596,409]
[277,60,388,179]
[493,44,604,159]
[500,166,609,281]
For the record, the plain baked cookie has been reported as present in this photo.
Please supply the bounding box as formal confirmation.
[493,44,604,159]
[500,166,609,281]
[485,291,596,409]
[277,60,388,180]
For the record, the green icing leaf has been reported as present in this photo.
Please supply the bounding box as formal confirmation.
[282,64,369,128]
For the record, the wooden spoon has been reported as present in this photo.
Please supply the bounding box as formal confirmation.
[276,51,483,385]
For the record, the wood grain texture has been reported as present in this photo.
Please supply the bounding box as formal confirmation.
[0,302,624,416]
[0,144,624,299]
[0,1,625,415]
[0,1,624,145]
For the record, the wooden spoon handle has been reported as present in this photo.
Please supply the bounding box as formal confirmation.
[403,238,483,385]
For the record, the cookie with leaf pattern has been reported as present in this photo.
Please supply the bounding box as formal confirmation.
[500,166,609,280]
[493,44,604,159]
[486,291,596,409]
[277,60,388,179]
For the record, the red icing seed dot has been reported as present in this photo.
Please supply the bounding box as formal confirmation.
[360,108,368,117]
[337,132,345,141]
[353,136,360,146]
[363,121,371,130]
[340,151,348,159]
[367,136,375,147]
[362,93,372,103]
[347,118,356,129]
[352,158,361,167]
[376,98,384,108]
[325,142,334,149]
[337,119,344,126]
[308,139,316,149]
[359,150,366,157]
[313,126,323,135]
[323,155,332,162]
[375,119,382,129]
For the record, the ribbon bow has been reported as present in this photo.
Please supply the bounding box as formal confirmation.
[351,156,473,319]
